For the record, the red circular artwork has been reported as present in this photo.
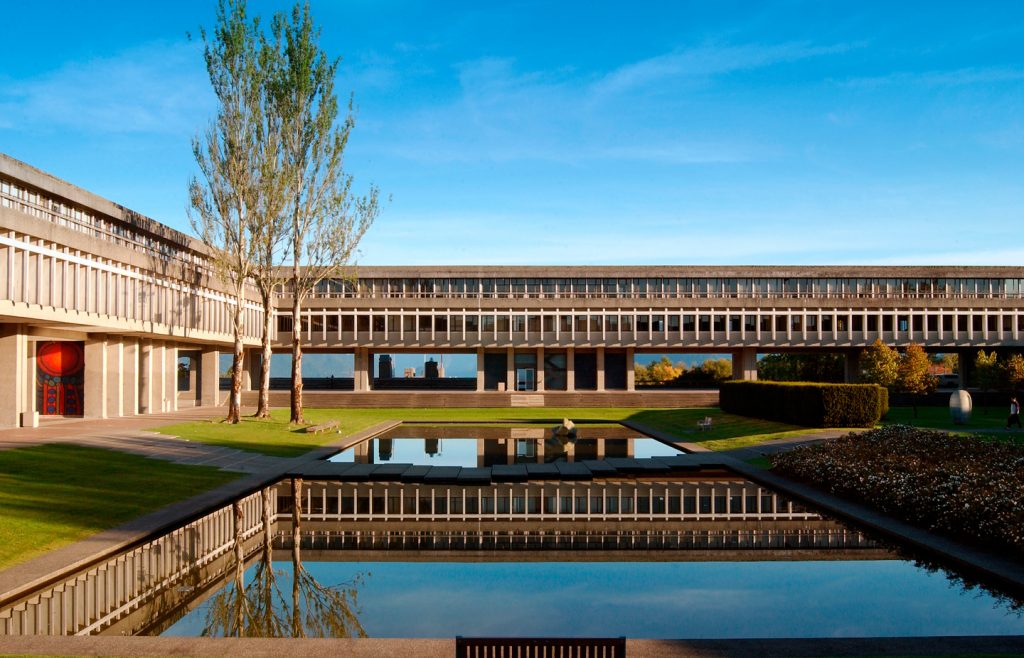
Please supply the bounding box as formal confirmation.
[37,342,84,377]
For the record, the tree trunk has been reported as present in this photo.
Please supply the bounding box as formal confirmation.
[290,477,304,637]
[255,287,274,418]
[232,500,245,636]
[228,284,245,424]
[290,263,304,424]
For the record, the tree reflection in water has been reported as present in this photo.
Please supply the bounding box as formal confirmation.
[202,481,367,638]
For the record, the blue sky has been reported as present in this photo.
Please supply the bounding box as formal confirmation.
[2,1,1022,265]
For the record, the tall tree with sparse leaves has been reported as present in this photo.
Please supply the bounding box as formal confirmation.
[190,0,267,423]
[270,2,380,424]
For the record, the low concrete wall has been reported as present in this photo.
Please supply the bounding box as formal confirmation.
[239,390,720,408]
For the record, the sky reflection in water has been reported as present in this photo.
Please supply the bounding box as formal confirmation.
[164,560,1024,638]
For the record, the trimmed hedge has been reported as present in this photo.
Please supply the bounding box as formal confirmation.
[720,381,887,427]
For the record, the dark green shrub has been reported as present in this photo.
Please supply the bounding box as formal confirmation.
[720,381,885,427]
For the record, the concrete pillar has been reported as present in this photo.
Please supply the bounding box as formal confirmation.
[845,350,861,384]
[123,340,138,415]
[241,349,255,391]
[24,339,36,426]
[153,342,167,412]
[354,347,369,391]
[84,336,108,419]
[626,347,635,391]
[106,340,123,417]
[0,325,29,428]
[958,349,973,388]
[536,346,545,392]
[506,347,515,392]
[140,341,153,414]
[476,348,485,391]
[165,344,178,412]
[200,348,221,407]
[596,347,605,392]
[732,347,758,381]
[566,347,575,392]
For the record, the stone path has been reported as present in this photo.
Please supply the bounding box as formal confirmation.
[0,407,293,473]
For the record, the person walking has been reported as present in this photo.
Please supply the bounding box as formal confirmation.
[1007,396,1022,430]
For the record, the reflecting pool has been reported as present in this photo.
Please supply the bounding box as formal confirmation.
[163,558,1024,639]
[328,424,681,467]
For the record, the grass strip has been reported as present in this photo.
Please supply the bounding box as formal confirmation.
[0,444,239,570]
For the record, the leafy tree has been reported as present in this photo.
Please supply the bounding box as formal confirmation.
[859,339,899,389]
[975,350,1000,393]
[897,343,937,417]
[757,353,845,382]
[1003,353,1024,392]
[696,358,732,382]
[940,352,959,374]
[271,3,381,423]
[190,0,268,423]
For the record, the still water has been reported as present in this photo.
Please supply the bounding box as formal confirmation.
[328,424,681,467]
[163,558,1024,638]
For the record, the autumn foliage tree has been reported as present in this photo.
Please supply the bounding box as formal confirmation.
[859,339,899,389]
[897,343,937,417]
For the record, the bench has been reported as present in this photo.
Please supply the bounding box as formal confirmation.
[305,419,340,434]
[697,416,713,432]
[456,636,625,658]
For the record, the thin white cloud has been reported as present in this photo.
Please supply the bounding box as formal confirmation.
[592,41,858,96]
[837,66,1024,90]
[0,40,213,135]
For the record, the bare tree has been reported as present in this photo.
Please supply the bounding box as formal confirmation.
[270,2,380,424]
[189,0,266,423]
[249,37,291,418]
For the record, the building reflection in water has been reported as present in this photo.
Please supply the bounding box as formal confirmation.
[343,425,660,468]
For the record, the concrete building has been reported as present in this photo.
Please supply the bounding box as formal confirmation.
[3,151,1024,425]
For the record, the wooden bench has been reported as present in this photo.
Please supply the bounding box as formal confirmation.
[697,416,713,432]
[456,636,626,658]
[305,419,340,434]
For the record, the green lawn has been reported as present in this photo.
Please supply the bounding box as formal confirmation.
[155,407,807,457]
[0,444,239,570]
[881,405,1024,443]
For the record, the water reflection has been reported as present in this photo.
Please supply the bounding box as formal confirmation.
[198,482,367,638]
[329,424,681,467]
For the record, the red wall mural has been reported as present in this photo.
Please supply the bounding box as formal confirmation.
[37,341,85,416]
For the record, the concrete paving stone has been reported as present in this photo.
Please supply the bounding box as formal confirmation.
[422,466,463,482]
[490,464,529,481]
[553,461,592,479]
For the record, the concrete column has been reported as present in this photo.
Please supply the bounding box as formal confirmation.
[106,340,123,417]
[241,349,255,391]
[24,339,36,426]
[140,341,153,414]
[153,342,167,412]
[476,348,485,391]
[84,336,108,419]
[506,347,515,392]
[0,325,29,428]
[958,349,973,388]
[732,347,758,381]
[165,344,178,412]
[566,347,575,392]
[354,347,369,391]
[845,350,861,384]
[123,340,138,415]
[626,347,635,391]
[200,348,221,407]
[536,346,545,392]
[596,347,605,392]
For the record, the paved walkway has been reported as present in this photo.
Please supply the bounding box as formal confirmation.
[0,407,292,474]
